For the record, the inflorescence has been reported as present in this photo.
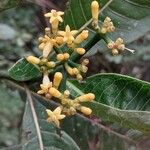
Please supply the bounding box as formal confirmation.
[26,0,134,127]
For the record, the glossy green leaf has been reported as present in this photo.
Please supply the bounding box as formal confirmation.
[9,58,41,81]
[67,73,150,133]
[22,97,79,150]
[0,0,21,11]
[63,0,150,45]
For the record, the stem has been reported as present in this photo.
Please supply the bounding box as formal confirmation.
[58,66,68,92]
[24,85,44,150]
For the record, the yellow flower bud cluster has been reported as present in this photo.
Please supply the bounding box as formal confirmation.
[49,87,95,116]
[39,72,95,127]
[107,38,135,55]
[107,38,127,55]
[101,17,115,34]
[56,53,70,61]
[91,1,115,34]
[65,58,89,81]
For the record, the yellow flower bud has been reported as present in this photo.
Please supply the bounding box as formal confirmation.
[49,87,62,98]
[53,72,63,88]
[47,61,56,68]
[80,65,88,73]
[43,42,53,58]
[38,37,44,42]
[56,36,64,45]
[76,48,86,55]
[63,53,70,60]
[112,49,119,55]
[76,74,83,81]
[74,30,89,44]
[118,44,125,51]
[39,43,45,51]
[107,41,115,49]
[72,68,79,75]
[45,27,51,36]
[80,106,92,115]
[67,67,74,75]
[26,56,40,65]
[64,90,70,97]
[82,59,89,66]
[57,54,65,61]
[91,1,99,21]
[75,93,95,102]
[100,27,107,34]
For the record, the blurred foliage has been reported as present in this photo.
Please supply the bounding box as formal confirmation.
[0,81,24,148]
[0,4,40,76]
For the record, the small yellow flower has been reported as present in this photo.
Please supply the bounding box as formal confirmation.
[37,73,52,98]
[45,9,64,24]
[46,107,65,127]
[58,25,78,44]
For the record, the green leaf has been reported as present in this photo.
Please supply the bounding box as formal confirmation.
[0,82,24,148]
[63,0,150,46]
[0,0,21,11]
[22,97,79,150]
[61,115,139,150]
[67,73,150,133]
[9,58,41,81]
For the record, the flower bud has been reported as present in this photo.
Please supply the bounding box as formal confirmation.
[64,90,70,97]
[63,53,70,60]
[45,27,51,36]
[75,93,95,102]
[74,30,89,44]
[49,87,62,98]
[82,59,89,66]
[39,43,45,50]
[112,49,119,55]
[43,42,53,58]
[107,41,115,49]
[57,54,65,61]
[72,68,79,75]
[53,72,62,88]
[26,56,40,65]
[80,65,88,73]
[80,106,92,115]
[76,74,83,81]
[91,1,99,20]
[76,48,86,55]
[47,61,56,68]
[56,36,64,45]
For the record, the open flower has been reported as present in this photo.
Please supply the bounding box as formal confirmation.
[45,9,64,24]
[37,73,52,98]
[58,25,78,44]
[46,107,65,127]
[45,10,64,33]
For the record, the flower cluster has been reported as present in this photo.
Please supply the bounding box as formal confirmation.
[91,1,134,55]
[42,72,95,127]
[25,8,95,127]
[25,0,134,127]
